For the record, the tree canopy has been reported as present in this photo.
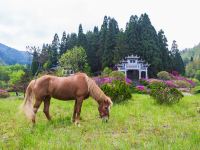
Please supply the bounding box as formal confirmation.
[30,13,185,77]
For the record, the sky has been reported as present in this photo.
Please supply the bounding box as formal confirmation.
[0,0,199,51]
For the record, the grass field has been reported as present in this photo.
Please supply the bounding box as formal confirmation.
[0,94,200,149]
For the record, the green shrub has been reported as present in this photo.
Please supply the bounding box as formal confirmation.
[157,71,172,80]
[191,86,200,94]
[109,71,125,79]
[195,70,200,81]
[147,81,166,90]
[102,67,112,76]
[191,78,200,86]
[139,79,149,86]
[101,80,132,103]
[173,80,192,88]
[150,85,183,104]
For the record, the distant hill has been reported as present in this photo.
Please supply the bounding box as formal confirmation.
[0,43,31,65]
[181,43,200,64]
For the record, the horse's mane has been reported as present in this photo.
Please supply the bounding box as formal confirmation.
[86,76,112,105]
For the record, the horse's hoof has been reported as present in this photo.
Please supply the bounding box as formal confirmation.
[74,121,80,127]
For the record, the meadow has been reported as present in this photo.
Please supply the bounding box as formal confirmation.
[0,94,200,149]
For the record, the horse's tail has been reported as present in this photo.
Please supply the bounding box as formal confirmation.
[22,80,35,121]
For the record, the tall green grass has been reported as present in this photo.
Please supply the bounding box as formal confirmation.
[0,94,200,149]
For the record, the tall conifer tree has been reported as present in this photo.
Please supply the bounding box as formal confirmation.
[60,31,68,56]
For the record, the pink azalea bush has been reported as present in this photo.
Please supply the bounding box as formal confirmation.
[135,85,149,94]
[93,76,132,86]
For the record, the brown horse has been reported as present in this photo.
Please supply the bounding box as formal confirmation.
[22,73,113,124]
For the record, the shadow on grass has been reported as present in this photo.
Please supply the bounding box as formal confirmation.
[46,116,72,127]
[27,116,73,134]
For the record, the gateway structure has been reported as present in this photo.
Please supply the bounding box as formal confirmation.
[116,55,149,80]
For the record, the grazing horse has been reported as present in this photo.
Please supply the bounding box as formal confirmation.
[22,73,113,124]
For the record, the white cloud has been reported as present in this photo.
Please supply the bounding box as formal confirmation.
[0,0,200,50]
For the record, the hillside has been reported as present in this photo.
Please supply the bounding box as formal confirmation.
[181,43,200,64]
[0,43,31,65]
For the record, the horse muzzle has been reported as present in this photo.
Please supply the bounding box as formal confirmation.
[102,116,109,123]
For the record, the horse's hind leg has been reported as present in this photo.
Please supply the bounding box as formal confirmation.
[32,99,42,124]
[43,97,51,121]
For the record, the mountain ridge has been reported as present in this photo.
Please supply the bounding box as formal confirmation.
[0,43,31,65]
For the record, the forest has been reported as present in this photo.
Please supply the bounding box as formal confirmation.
[30,13,184,77]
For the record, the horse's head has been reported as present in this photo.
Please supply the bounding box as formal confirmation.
[98,96,113,122]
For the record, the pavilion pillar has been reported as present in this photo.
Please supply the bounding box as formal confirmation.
[139,70,141,79]
[125,70,127,78]
[145,69,148,79]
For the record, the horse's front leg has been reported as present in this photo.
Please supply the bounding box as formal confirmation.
[73,98,83,125]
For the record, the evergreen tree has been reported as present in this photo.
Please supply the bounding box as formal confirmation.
[114,29,128,64]
[51,33,60,67]
[31,49,39,75]
[60,31,68,56]
[85,26,101,73]
[77,24,87,49]
[102,17,119,68]
[137,13,162,77]
[98,16,108,69]
[171,40,185,74]
[39,44,49,67]
[125,15,139,55]
[67,33,78,50]
[157,30,172,71]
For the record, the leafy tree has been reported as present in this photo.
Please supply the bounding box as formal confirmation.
[9,70,25,86]
[59,46,90,73]
[195,70,200,81]
[185,59,200,77]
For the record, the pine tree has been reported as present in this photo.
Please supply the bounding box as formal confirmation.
[114,29,128,64]
[98,16,108,69]
[51,33,60,67]
[85,26,101,73]
[67,33,78,50]
[157,30,172,71]
[102,17,119,68]
[137,13,162,77]
[171,40,185,74]
[78,24,87,49]
[60,31,68,56]
[125,15,139,55]
[31,49,39,75]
